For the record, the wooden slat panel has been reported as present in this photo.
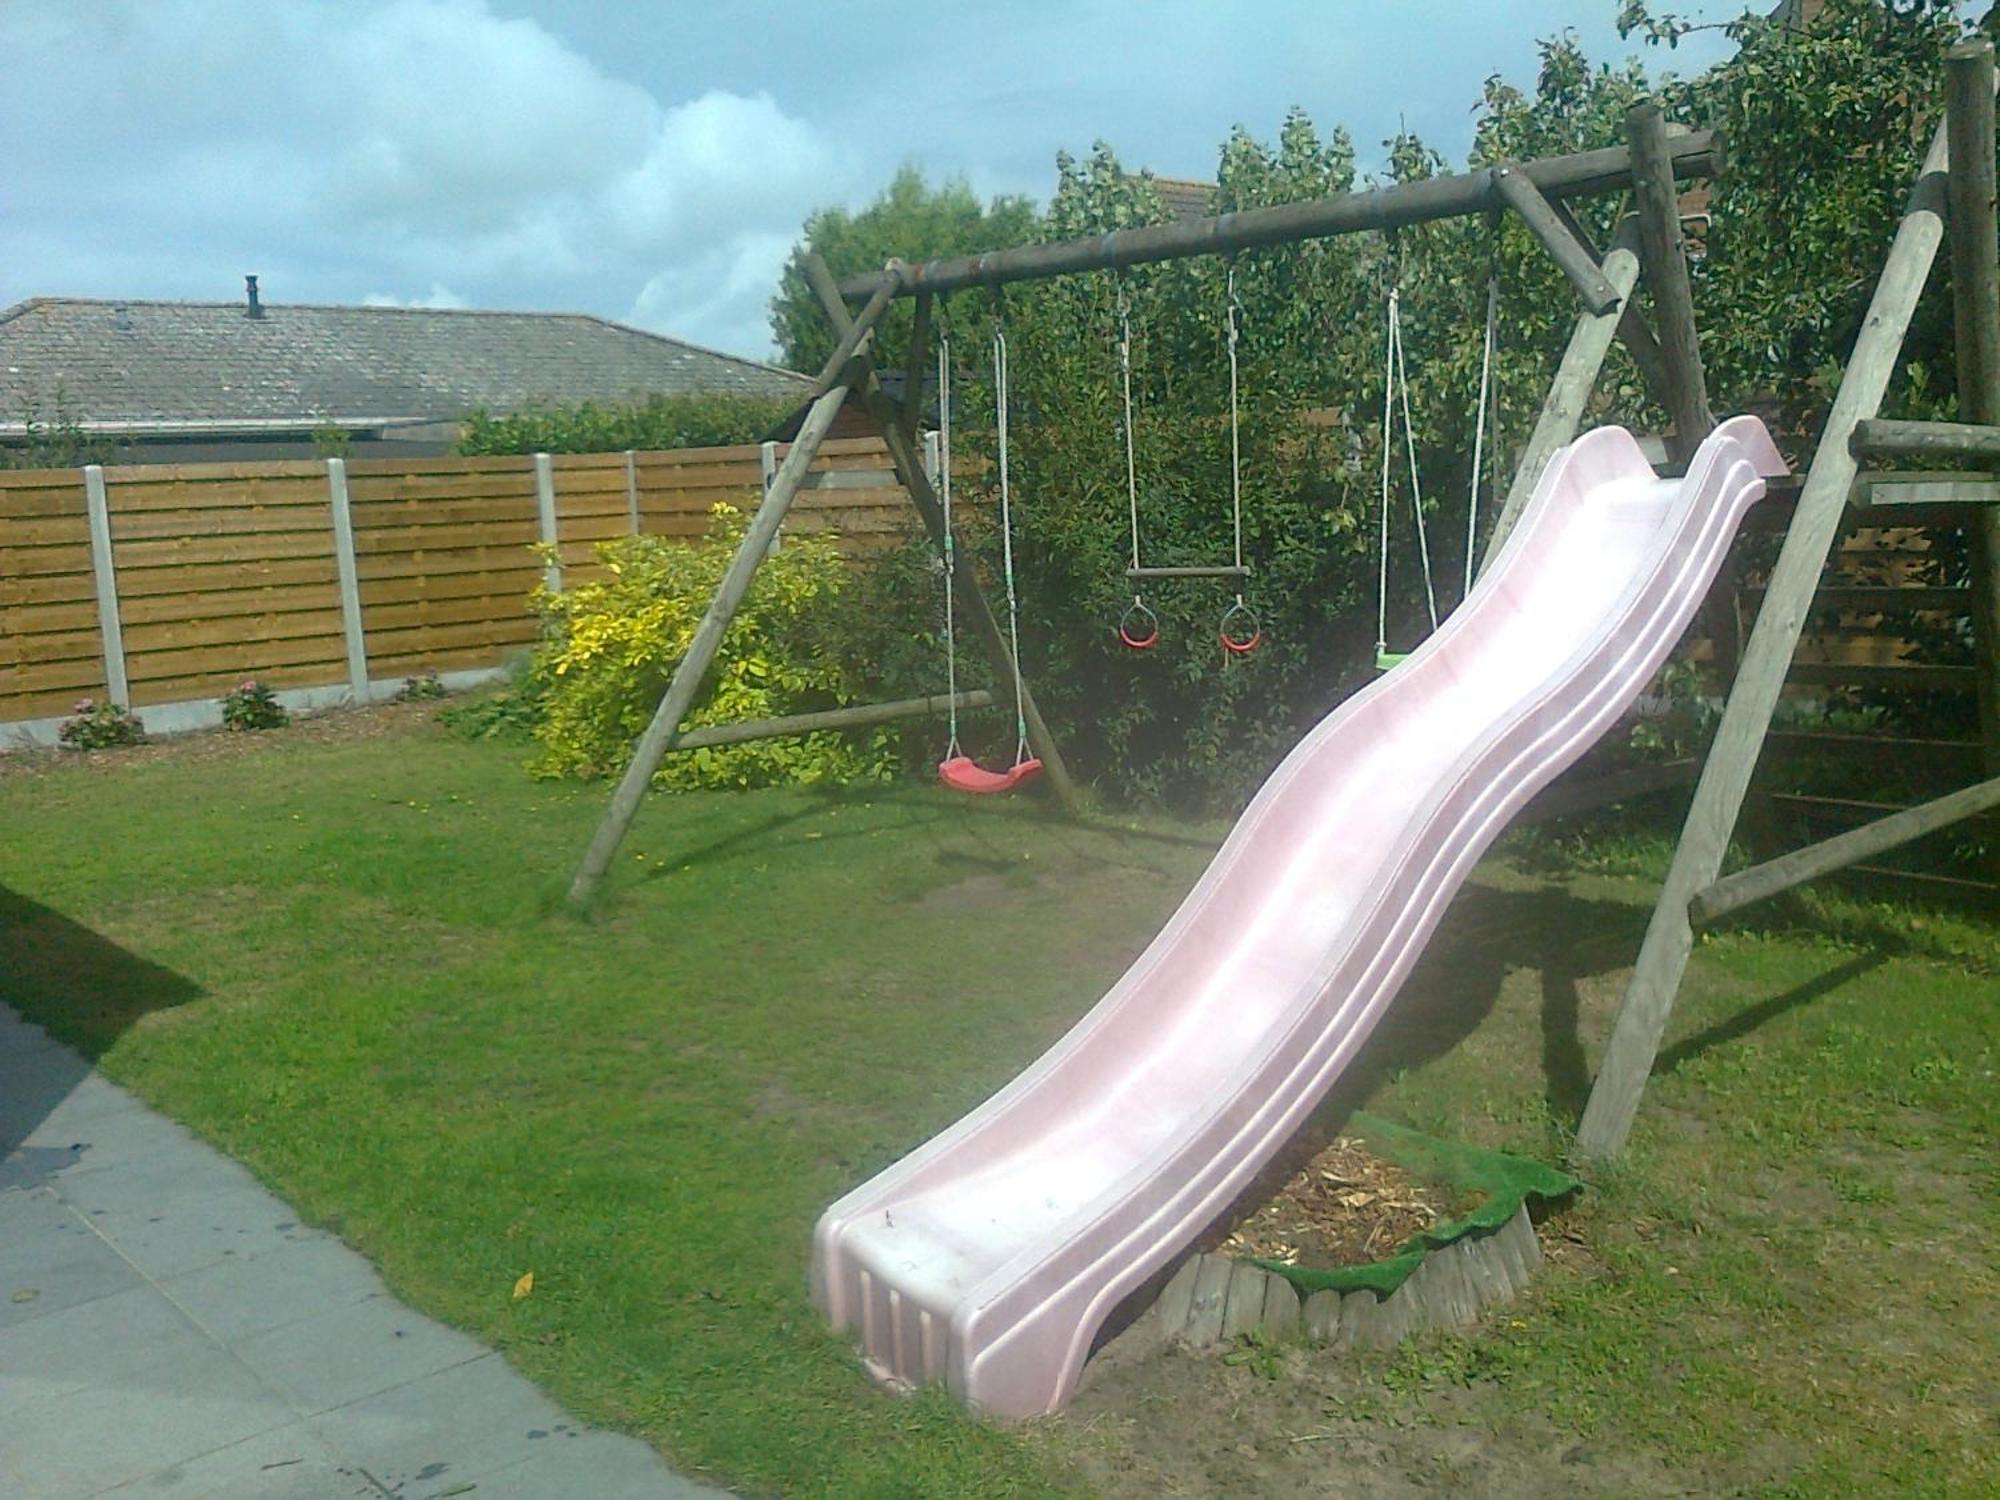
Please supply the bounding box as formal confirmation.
[351,520,539,553]
[126,631,351,688]
[343,453,537,477]
[0,480,88,519]
[364,618,539,663]
[113,531,337,569]
[347,474,539,505]
[102,476,332,512]
[4,656,114,701]
[124,608,346,655]
[109,506,335,543]
[357,569,539,607]
[102,460,324,483]
[114,557,337,598]
[129,658,350,707]
[362,595,536,631]
[119,582,342,626]
[5,625,108,669]
[0,543,97,579]
[350,500,540,536]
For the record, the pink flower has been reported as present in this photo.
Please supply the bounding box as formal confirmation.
[74,698,94,713]
[239,679,259,693]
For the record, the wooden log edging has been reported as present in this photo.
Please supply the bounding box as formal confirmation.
[1151,1204,1542,1352]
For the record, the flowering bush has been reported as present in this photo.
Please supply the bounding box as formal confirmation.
[58,698,145,750]
[221,679,289,732]
[396,670,447,702]
[523,505,896,790]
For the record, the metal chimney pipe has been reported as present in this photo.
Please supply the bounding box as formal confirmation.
[245,274,264,319]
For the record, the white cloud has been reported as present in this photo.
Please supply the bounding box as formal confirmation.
[0,0,855,358]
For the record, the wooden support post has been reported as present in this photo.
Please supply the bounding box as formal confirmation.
[533,452,561,593]
[672,690,996,751]
[1549,197,1677,422]
[808,271,899,395]
[81,464,129,710]
[1491,164,1622,314]
[800,253,1081,812]
[759,440,782,554]
[1479,216,1645,572]
[1628,101,1715,465]
[566,348,869,906]
[326,457,370,701]
[1575,116,1954,1162]
[1946,38,2000,778]
[1689,775,2000,926]
[902,291,933,452]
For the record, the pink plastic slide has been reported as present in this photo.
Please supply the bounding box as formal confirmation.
[813,418,1786,1418]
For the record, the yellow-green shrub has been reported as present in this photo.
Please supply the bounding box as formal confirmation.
[526,506,896,790]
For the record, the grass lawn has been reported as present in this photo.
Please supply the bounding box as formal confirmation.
[1,704,1993,1497]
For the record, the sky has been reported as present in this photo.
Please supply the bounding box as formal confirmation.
[0,1,1742,367]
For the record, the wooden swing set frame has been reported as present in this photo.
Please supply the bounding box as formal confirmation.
[568,44,2000,1166]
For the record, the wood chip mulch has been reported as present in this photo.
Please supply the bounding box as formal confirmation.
[1219,1134,1476,1269]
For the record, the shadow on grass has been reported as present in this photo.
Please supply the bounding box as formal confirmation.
[0,883,204,1175]
[1654,950,1887,1077]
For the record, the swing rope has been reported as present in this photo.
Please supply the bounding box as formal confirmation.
[1465,274,1499,597]
[1219,266,1259,655]
[993,330,1031,765]
[1117,287,1159,649]
[937,333,961,758]
[1376,282,1439,666]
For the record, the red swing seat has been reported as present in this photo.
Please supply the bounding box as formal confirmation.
[939,754,1044,795]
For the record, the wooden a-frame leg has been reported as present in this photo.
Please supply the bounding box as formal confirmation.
[1574,118,1954,1161]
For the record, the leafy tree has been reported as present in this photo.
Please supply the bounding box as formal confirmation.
[1,384,111,469]
[768,166,1037,375]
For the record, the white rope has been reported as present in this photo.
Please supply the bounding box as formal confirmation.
[1226,268,1246,616]
[1392,297,1439,631]
[1119,294,1142,577]
[1376,289,1396,658]
[1465,275,1498,597]
[937,335,960,758]
[994,331,1029,763]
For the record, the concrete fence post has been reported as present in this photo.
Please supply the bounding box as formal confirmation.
[624,449,640,535]
[533,451,562,591]
[325,457,370,701]
[82,465,130,709]
[759,440,783,554]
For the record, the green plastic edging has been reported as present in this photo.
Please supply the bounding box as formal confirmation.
[1249,1112,1581,1297]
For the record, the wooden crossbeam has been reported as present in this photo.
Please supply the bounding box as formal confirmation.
[1690,776,2000,925]
[838,132,1719,300]
[670,691,995,751]
[1850,416,2000,465]
[1126,565,1252,580]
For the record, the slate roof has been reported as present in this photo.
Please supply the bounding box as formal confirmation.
[0,297,809,436]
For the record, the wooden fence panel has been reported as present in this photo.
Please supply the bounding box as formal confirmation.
[347,458,543,678]
[0,469,111,720]
[550,453,633,585]
[102,465,349,707]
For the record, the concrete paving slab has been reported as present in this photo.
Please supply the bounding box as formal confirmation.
[1,1342,296,1500]
[0,1282,208,1407]
[308,1352,580,1494]
[0,1002,730,1498]
[96,1425,371,1500]
[160,1235,384,1344]
[231,1290,491,1415]
[0,1188,142,1331]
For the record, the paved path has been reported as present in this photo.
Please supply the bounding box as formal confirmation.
[0,1003,728,1499]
